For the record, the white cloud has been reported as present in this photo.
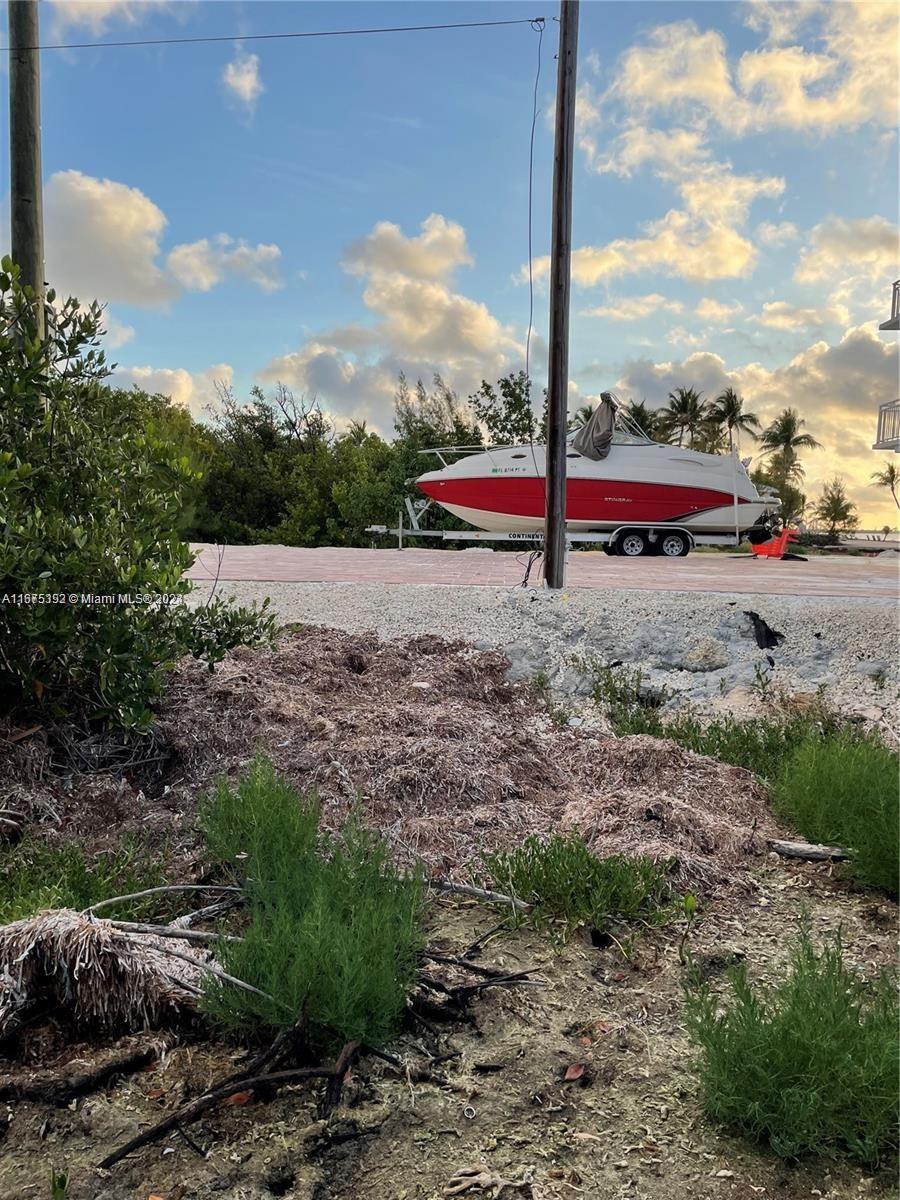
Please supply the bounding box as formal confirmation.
[528,208,760,286]
[167,234,282,292]
[757,221,799,246]
[597,5,898,137]
[109,362,234,419]
[41,170,285,308]
[581,293,683,321]
[222,52,264,112]
[587,125,709,178]
[45,170,178,306]
[342,214,472,283]
[611,21,740,124]
[743,1,824,46]
[756,300,850,331]
[260,215,521,432]
[794,216,898,284]
[103,311,135,348]
[678,166,784,227]
[695,298,742,322]
[665,327,704,348]
[47,0,172,37]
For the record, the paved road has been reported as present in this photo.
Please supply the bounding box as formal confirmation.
[188,544,899,601]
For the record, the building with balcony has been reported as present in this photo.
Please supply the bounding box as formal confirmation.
[879,280,899,332]
[874,399,900,452]
[874,281,899,451]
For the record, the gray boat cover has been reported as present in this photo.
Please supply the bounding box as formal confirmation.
[571,392,616,460]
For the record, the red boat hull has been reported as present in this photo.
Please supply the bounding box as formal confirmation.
[416,474,747,525]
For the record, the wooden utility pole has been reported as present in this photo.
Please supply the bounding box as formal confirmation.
[8,0,45,338]
[543,0,579,588]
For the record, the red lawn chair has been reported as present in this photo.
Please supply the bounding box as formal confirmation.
[752,528,800,559]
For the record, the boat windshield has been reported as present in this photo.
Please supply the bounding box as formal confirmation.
[566,401,654,446]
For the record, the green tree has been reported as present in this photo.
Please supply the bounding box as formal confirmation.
[695,419,729,455]
[469,370,539,444]
[570,402,595,429]
[759,408,821,480]
[813,478,859,539]
[331,426,398,541]
[871,460,900,510]
[710,387,760,452]
[390,374,482,533]
[751,465,806,526]
[622,399,660,440]
[0,260,271,728]
[192,384,333,543]
[659,387,707,448]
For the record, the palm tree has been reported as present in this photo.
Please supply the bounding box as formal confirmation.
[571,403,595,427]
[871,461,900,510]
[710,387,760,452]
[623,399,659,440]
[695,419,729,454]
[813,478,859,540]
[767,449,807,484]
[758,408,821,480]
[659,387,707,448]
[343,419,370,445]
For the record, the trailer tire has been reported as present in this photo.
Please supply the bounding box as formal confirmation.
[615,530,650,557]
[658,531,690,558]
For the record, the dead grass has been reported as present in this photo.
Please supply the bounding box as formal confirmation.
[159,628,783,888]
[0,909,200,1038]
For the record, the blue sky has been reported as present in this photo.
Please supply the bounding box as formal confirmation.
[2,1,898,522]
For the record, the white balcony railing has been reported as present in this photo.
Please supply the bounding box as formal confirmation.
[879,280,900,331]
[874,399,900,450]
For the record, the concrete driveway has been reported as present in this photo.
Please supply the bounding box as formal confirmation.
[188,543,899,600]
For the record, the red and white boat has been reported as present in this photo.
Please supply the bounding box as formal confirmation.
[415,394,779,555]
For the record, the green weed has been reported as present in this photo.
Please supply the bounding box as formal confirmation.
[772,733,899,896]
[0,835,165,924]
[49,1169,69,1200]
[481,833,673,942]
[684,923,899,1167]
[199,754,424,1049]
[591,664,845,778]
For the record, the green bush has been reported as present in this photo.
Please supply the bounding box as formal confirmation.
[481,833,672,941]
[0,261,274,728]
[772,733,899,896]
[0,835,165,923]
[199,755,423,1048]
[684,925,899,1166]
[592,665,846,778]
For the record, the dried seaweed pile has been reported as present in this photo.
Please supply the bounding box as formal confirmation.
[160,629,782,886]
[0,910,200,1038]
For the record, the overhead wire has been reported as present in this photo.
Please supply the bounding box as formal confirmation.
[17,7,554,580]
[15,17,547,53]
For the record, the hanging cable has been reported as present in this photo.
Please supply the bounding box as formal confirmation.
[525,18,544,390]
[20,16,547,53]
[523,18,546,544]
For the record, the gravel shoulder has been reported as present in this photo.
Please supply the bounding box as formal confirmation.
[189,580,899,728]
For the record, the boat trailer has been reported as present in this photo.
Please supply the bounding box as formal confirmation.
[366,498,745,557]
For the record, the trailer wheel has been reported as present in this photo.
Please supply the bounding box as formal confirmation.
[616,530,650,557]
[659,531,690,558]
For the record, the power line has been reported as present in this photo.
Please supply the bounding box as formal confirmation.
[17,16,547,53]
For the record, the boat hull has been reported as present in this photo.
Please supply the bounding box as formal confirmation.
[416,442,777,534]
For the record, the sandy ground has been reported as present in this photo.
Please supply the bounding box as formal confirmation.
[187,578,899,728]
[2,870,895,1200]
